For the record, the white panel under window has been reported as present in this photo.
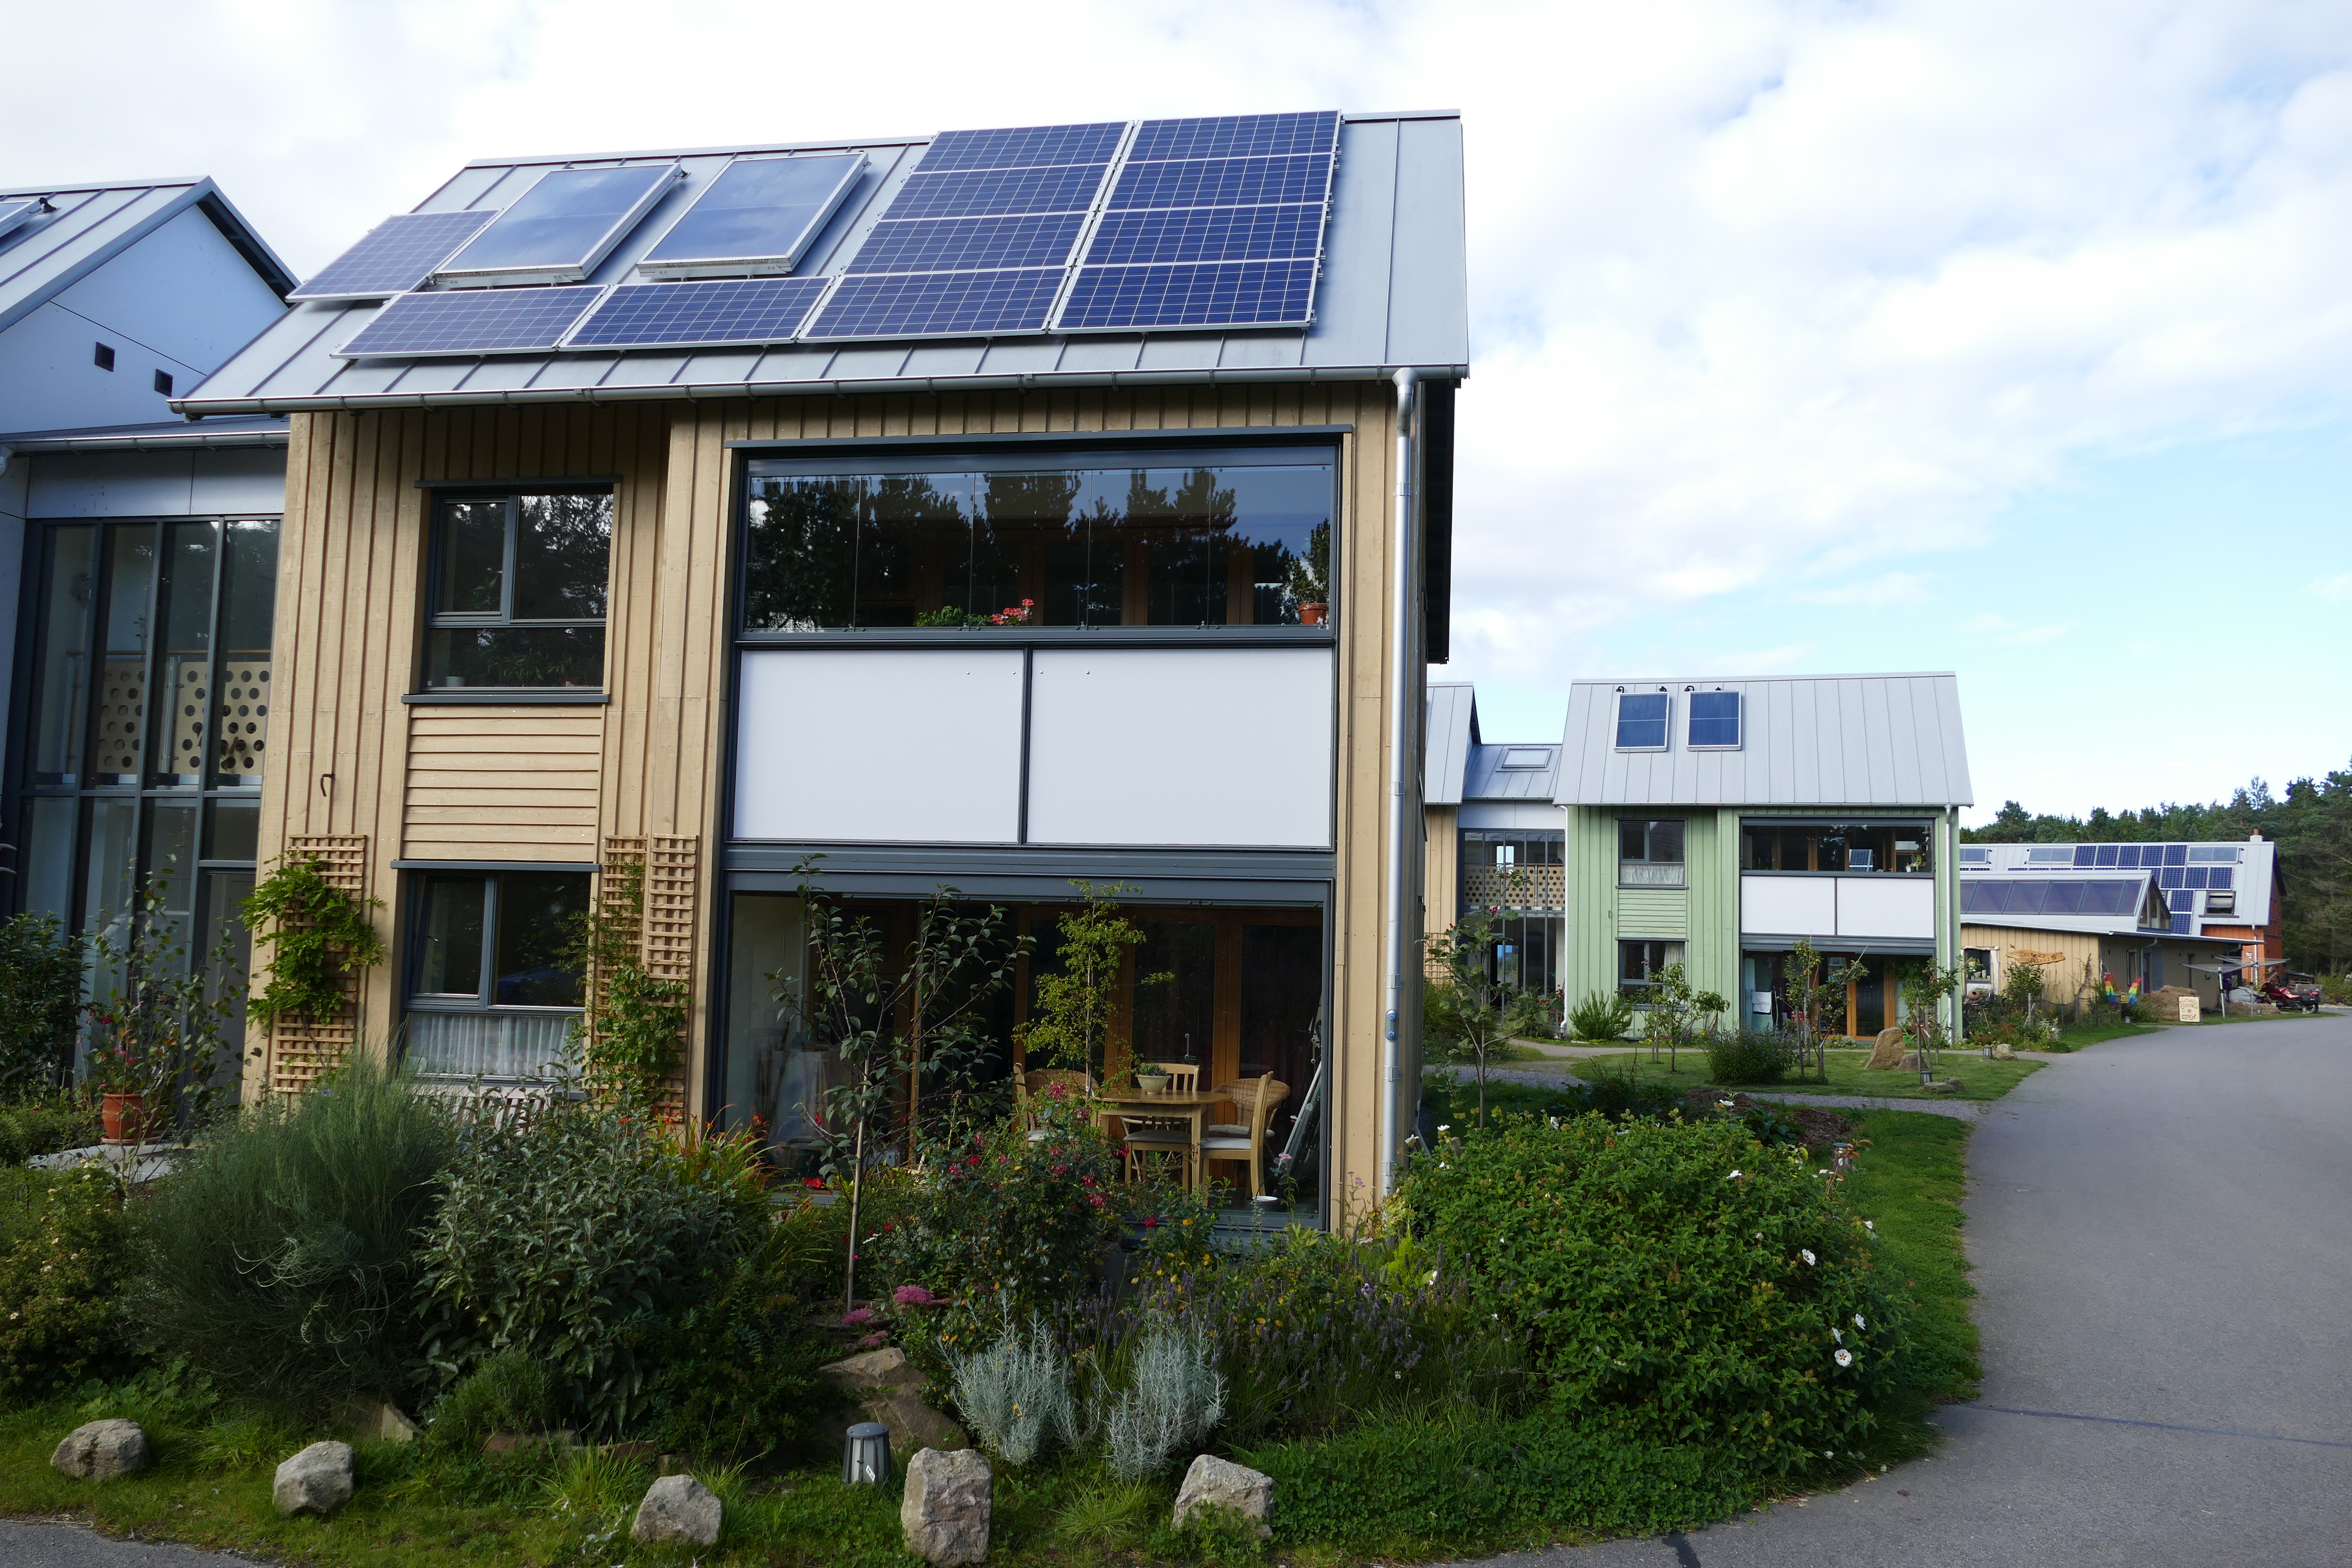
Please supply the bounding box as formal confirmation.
[405,1011,577,1079]
[735,649,1023,842]
[1028,647,1332,847]
[1835,874,1936,940]
[1741,873,1834,936]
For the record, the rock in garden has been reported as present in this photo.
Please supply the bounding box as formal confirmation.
[1864,1028,1909,1069]
[273,1440,355,1516]
[631,1473,722,1547]
[822,1346,969,1453]
[901,1446,992,1565]
[51,1420,148,1479]
[1173,1453,1275,1538]
[338,1398,420,1444]
[1991,1042,2017,1060]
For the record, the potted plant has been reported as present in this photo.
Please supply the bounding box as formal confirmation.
[1134,1066,1170,1094]
[83,877,243,1147]
[1285,522,1330,625]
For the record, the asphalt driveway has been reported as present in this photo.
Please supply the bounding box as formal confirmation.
[1467,1010,2352,1567]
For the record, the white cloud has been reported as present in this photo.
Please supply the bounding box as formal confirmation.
[1961,612,2073,648]
[2316,573,2352,602]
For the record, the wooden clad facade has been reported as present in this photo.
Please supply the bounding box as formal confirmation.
[247,382,1422,1219]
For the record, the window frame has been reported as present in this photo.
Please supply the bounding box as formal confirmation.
[401,868,591,1019]
[1618,938,1684,998]
[1617,818,1686,888]
[1685,689,1742,750]
[1612,689,1670,751]
[420,487,614,693]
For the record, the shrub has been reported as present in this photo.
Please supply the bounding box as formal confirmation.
[646,1202,843,1459]
[948,1313,1080,1465]
[1566,990,1635,1042]
[1398,1112,1911,1476]
[0,1093,101,1165]
[0,913,84,1096]
[0,1164,133,1399]
[138,1056,456,1415]
[1705,1029,1793,1084]
[432,1347,559,1445]
[415,1097,767,1436]
[1101,1314,1224,1479]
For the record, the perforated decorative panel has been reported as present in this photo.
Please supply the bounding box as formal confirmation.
[1462,864,1566,911]
[264,836,370,1096]
[97,657,146,778]
[213,658,270,781]
[166,661,210,781]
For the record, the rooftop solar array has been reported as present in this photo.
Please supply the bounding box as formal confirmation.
[805,120,1122,340]
[1960,879,2147,917]
[338,285,603,357]
[0,198,41,243]
[636,153,864,279]
[437,164,679,285]
[561,277,831,349]
[290,210,499,300]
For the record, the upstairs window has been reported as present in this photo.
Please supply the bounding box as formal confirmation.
[1619,818,1685,887]
[425,491,612,690]
[1614,691,1669,750]
[1743,821,1932,874]
[1687,689,1741,748]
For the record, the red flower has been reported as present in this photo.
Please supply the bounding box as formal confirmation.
[1143,1216,1158,1228]
[803,1176,828,1189]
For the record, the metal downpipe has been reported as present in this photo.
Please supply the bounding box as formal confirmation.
[1381,367,1418,1199]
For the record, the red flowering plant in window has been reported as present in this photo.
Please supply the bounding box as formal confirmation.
[989,598,1036,626]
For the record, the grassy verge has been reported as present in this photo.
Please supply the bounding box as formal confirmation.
[1504,1048,2043,1102]
[1840,1111,1979,1412]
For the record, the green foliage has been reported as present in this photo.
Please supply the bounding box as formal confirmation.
[242,853,386,1027]
[1637,962,1729,1071]
[1424,904,1530,1124]
[1838,1111,1981,1409]
[913,606,992,627]
[0,913,86,1096]
[1282,519,1330,606]
[568,862,687,1112]
[1017,880,1147,1075]
[429,1347,557,1446]
[0,1093,101,1165]
[415,1098,769,1437]
[83,878,242,1127]
[1704,1028,1794,1085]
[136,1055,458,1415]
[1397,1112,1912,1475]
[1567,990,1636,1042]
[0,1164,133,1400]
[646,1204,844,1460]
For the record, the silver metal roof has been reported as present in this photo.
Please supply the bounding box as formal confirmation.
[1957,871,2235,940]
[1961,838,2275,932]
[0,415,287,452]
[176,112,1468,416]
[0,177,294,338]
[1557,674,1973,808]
[1424,682,1477,806]
[1465,742,1561,802]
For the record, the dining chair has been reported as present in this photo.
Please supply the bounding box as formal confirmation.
[1200,1075,1288,1202]
[1121,1109,1197,1187]
[1149,1060,1200,1093]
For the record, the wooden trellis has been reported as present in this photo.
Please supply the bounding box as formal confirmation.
[598,835,699,1117]
[263,834,371,1096]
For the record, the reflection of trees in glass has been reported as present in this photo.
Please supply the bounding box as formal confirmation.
[1126,469,1237,626]
[514,496,612,619]
[744,479,856,631]
[977,472,1079,620]
[858,475,966,625]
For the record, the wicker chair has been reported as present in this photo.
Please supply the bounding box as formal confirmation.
[1200,1074,1288,1202]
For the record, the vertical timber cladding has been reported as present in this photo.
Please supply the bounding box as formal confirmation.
[261,834,370,1095]
[690,381,1409,1213]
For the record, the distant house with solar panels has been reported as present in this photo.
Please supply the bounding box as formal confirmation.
[1550,674,1973,1042]
[0,179,294,1057]
[1957,837,2279,1010]
[1423,682,1566,996]
[172,111,1469,1223]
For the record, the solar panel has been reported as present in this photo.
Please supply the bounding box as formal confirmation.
[290,210,499,300]
[1058,260,1317,329]
[1127,111,1341,162]
[636,153,865,278]
[335,285,605,358]
[561,277,830,349]
[0,197,40,242]
[804,269,1064,338]
[886,165,1112,220]
[920,122,1127,171]
[1083,204,1323,265]
[437,164,680,284]
[846,214,1085,275]
[1106,154,1333,212]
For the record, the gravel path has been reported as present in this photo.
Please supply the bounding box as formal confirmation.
[1449,1010,2352,1565]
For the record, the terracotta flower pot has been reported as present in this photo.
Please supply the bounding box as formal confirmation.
[1299,602,1328,626]
[101,1091,151,1147]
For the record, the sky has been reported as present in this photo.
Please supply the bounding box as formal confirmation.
[6,0,2349,825]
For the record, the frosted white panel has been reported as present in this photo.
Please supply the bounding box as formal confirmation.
[1834,875,1936,940]
[1028,647,1332,848]
[735,649,1023,842]
[1740,873,1834,936]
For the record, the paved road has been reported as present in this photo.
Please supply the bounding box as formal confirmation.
[1463,1010,2352,1567]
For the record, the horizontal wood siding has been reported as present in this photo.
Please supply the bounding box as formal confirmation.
[1617,888,1689,940]
[404,708,603,861]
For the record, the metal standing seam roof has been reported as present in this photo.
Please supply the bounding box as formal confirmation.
[1464,742,1561,802]
[1425,682,1478,806]
[1957,872,2239,942]
[1556,674,1973,808]
[0,178,294,339]
[1962,839,2275,929]
[175,111,1469,416]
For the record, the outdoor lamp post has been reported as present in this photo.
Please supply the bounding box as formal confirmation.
[844,1422,891,1486]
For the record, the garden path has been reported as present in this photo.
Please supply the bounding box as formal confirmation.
[1457,1009,2352,1567]
[0,1521,252,1565]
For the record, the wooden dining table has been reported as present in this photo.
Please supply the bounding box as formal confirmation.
[1094,1088,1227,1190]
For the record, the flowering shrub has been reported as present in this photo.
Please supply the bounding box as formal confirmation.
[1396,1112,1911,1476]
[0,1166,132,1400]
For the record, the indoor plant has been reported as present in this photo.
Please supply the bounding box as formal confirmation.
[1285,521,1331,625]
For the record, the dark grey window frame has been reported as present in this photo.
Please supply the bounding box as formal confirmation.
[418,484,614,695]
[1619,938,1684,998]
[399,868,591,1059]
[1618,818,1685,888]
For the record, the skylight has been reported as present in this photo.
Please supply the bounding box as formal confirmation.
[1498,747,1550,770]
[437,164,680,286]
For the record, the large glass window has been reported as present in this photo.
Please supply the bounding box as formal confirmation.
[1460,829,1564,911]
[740,447,1335,632]
[1620,939,1684,998]
[1742,821,1932,874]
[403,870,590,1079]
[1618,819,1686,887]
[423,492,612,689]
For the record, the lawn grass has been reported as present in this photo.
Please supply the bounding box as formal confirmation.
[1509,1047,2043,1102]
[1839,1110,1979,1412]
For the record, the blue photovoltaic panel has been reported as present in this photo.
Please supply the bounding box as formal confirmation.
[336,285,604,357]
[920,122,1126,172]
[847,214,1085,274]
[1107,154,1333,213]
[886,165,1110,220]
[638,153,864,273]
[291,210,499,300]
[805,269,1063,338]
[1127,112,1341,162]
[1083,205,1322,265]
[1058,260,1316,330]
[438,164,677,280]
[561,277,830,349]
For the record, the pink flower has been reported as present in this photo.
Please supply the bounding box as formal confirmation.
[859,1332,889,1349]
[842,1307,876,1327]
[894,1285,941,1307]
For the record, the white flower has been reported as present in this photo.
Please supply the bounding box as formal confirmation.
[1727,1169,1743,1179]
[1864,1220,1875,1231]
[1426,1268,1439,1285]
[1834,1348,1854,1367]
[1831,1326,1843,1344]
[1800,1249,1816,1265]
[1437,1124,1451,1134]
[1717,1098,1735,1109]
[1854,1314,1866,1330]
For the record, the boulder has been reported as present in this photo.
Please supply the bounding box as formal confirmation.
[1862,1029,1909,1070]
[52,1419,148,1479]
[901,1446,992,1565]
[631,1473,723,1548]
[273,1440,355,1516]
[1991,1042,2017,1061]
[1173,1453,1275,1538]
[338,1398,420,1444]
[821,1346,968,1455]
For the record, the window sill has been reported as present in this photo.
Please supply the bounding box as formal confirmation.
[403,690,609,705]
